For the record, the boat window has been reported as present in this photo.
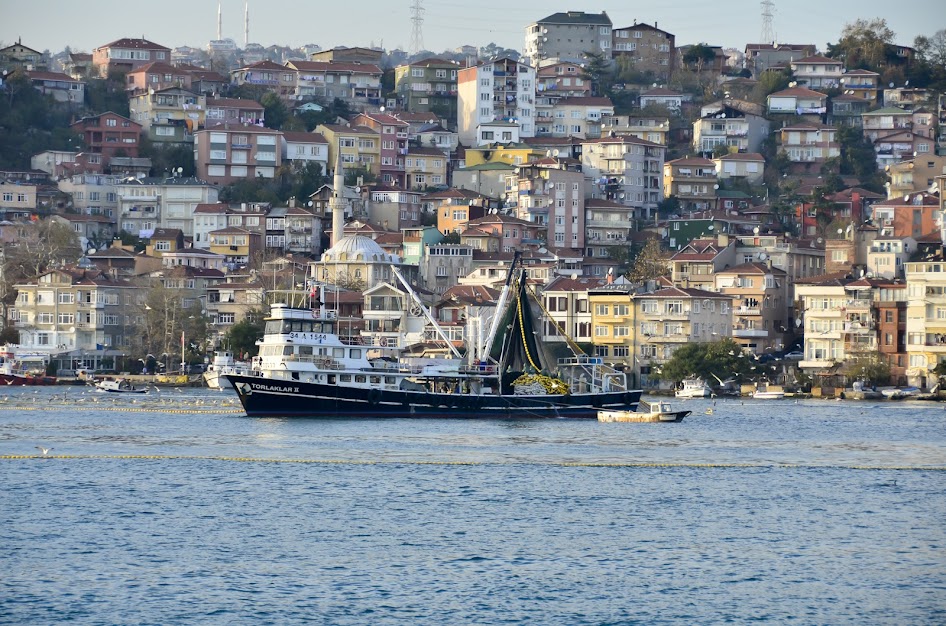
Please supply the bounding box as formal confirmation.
[299,346,313,356]
[339,375,352,382]
[350,349,362,359]
[291,372,299,380]
[317,348,326,356]
[355,375,367,383]
[333,348,345,358]
[283,346,294,355]
[328,375,336,385]
[265,321,283,334]
[385,376,395,385]
[281,322,293,333]
[370,376,381,385]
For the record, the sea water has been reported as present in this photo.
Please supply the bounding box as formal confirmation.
[1,387,944,624]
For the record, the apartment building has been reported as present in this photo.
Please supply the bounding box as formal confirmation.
[581,135,665,220]
[128,87,205,143]
[194,124,283,185]
[670,237,738,291]
[125,62,191,94]
[600,115,670,145]
[205,97,265,126]
[715,262,789,354]
[515,160,585,249]
[627,287,734,388]
[114,176,219,239]
[229,60,297,98]
[714,153,765,185]
[24,71,84,104]
[539,96,614,139]
[524,11,613,69]
[693,99,770,155]
[12,267,139,362]
[92,38,171,77]
[394,57,459,118]
[316,124,381,178]
[281,131,329,170]
[663,157,717,211]
[70,112,142,164]
[457,57,536,145]
[611,22,675,81]
[743,43,816,78]
[766,86,828,117]
[404,147,448,190]
[287,60,383,107]
[904,261,946,387]
[790,55,844,90]
[779,123,840,172]
[351,113,410,188]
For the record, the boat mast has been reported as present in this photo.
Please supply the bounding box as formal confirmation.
[390,265,461,359]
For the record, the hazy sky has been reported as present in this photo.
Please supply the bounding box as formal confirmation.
[1,0,938,57]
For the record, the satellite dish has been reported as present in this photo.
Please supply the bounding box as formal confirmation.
[707,224,715,230]
[904,195,910,202]
[87,248,97,255]
[713,184,719,190]
[552,149,560,157]
[355,186,361,193]
[816,237,824,244]
[571,272,578,280]
[837,228,843,235]
[759,252,768,261]
[889,82,894,88]
[379,106,386,112]
[176,166,183,174]
[753,226,760,235]
[795,318,802,327]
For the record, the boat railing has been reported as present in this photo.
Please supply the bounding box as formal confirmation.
[458,363,500,376]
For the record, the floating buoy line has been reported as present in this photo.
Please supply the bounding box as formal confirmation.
[0,455,941,471]
[0,393,242,414]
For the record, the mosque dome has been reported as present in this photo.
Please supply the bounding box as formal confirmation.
[321,235,400,263]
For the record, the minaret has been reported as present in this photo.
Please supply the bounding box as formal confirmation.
[330,149,346,247]
[244,1,249,47]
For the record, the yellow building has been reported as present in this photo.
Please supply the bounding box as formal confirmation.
[209,227,260,266]
[405,147,448,190]
[463,143,545,167]
[905,261,946,388]
[316,124,381,177]
[588,283,635,371]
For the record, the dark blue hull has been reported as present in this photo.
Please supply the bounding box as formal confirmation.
[224,375,642,419]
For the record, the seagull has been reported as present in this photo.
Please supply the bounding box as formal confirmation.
[35,446,53,456]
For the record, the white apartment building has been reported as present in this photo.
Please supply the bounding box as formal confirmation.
[457,57,536,146]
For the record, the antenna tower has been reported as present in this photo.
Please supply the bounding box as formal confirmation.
[244,1,249,47]
[760,0,775,44]
[409,0,425,55]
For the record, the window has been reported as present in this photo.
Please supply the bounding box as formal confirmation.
[595,304,609,316]
[595,325,608,337]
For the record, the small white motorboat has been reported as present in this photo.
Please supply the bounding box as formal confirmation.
[598,400,691,423]
[751,384,785,400]
[95,378,148,394]
[676,378,712,398]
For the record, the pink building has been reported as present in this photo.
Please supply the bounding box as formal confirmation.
[125,61,191,94]
[351,113,410,188]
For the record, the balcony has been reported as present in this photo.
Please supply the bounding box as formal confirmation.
[733,328,768,338]
[734,306,761,316]
[799,358,835,369]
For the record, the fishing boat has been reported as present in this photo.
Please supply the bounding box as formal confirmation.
[598,399,691,423]
[94,378,148,394]
[224,260,642,419]
[0,349,57,386]
[203,350,251,390]
[676,378,712,398]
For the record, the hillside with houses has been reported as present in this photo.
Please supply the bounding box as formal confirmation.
[0,12,945,391]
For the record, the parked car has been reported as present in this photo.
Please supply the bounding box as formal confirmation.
[784,350,804,360]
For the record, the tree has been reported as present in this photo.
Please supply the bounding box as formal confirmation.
[827,18,895,70]
[3,220,82,281]
[223,311,265,359]
[139,138,196,178]
[580,51,614,97]
[682,43,716,73]
[626,239,669,284]
[658,338,753,385]
[837,126,885,192]
[749,68,792,104]
[846,354,890,386]
[344,165,377,186]
[261,92,290,130]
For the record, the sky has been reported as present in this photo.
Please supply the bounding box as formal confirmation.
[1,0,938,58]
